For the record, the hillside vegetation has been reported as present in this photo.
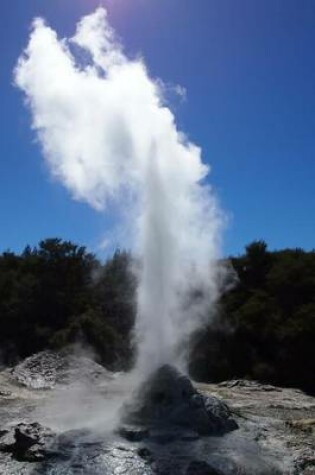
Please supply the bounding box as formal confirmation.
[0,239,314,394]
[0,239,136,370]
[190,241,315,394]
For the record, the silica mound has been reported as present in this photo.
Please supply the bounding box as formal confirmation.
[10,350,113,389]
[120,365,238,439]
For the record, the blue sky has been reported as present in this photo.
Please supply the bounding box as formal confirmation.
[1,0,315,257]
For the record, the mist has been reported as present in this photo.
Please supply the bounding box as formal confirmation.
[15,7,224,375]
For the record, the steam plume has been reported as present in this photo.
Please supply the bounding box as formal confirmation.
[15,8,224,374]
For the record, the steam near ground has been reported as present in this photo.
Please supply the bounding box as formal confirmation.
[35,371,136,434]
[27,344,140,434]
[15,7,225,375]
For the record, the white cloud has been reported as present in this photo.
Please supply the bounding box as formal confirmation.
[174,84,187,101]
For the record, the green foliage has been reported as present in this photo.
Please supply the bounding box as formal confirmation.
[0,237,314,394]
[0,239,135,370]
[92,250,136,369]
[189,242,315,394]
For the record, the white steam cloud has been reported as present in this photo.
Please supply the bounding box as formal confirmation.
[15,8,224,374]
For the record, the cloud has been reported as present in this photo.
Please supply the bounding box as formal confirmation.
[174,84,187,101]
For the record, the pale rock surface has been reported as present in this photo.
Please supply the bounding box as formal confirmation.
[0,352,314,474]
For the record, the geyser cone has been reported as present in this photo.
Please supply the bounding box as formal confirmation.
[120,365,238,439]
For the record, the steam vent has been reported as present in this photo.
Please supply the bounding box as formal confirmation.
[120,365,238,442]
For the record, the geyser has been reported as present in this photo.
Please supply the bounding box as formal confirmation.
[15,8,224,374]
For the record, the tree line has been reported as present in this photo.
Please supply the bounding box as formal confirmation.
[190,241,315,394]
[0,238,314,394]
[0,239,136,370]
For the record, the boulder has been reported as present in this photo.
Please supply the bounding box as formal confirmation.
[0,422,56,462]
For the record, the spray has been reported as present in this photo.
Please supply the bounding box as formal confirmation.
[15,8,224,375]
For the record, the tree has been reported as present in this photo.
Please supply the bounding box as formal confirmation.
[0,240,136,370]
[190,241,315,395]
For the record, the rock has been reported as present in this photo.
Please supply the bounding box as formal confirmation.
[286,418,315,434]
[149,428,184,444]
[0,390,11,397]
[0,430,8,440]
[0,429,14,449]
[204,396,238,433]
[293,447,315,474]
[1,422,56,462]
[11,351,62,389]
[186,460,224,475]
[137,446,153,463]
[121,365,238,438]
[118,425,149,442]
[1,354,314,474]
[180,430,200,441]
[15,422,53,448]
[218,379,281,392]
[10,350,113,389]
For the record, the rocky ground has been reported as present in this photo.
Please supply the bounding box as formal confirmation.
[0,351,314,474]
[197,380,315,474]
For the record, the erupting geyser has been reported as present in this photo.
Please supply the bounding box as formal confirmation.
[15,8,224,375]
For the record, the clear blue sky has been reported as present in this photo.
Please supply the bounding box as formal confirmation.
[1,0,315,257]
